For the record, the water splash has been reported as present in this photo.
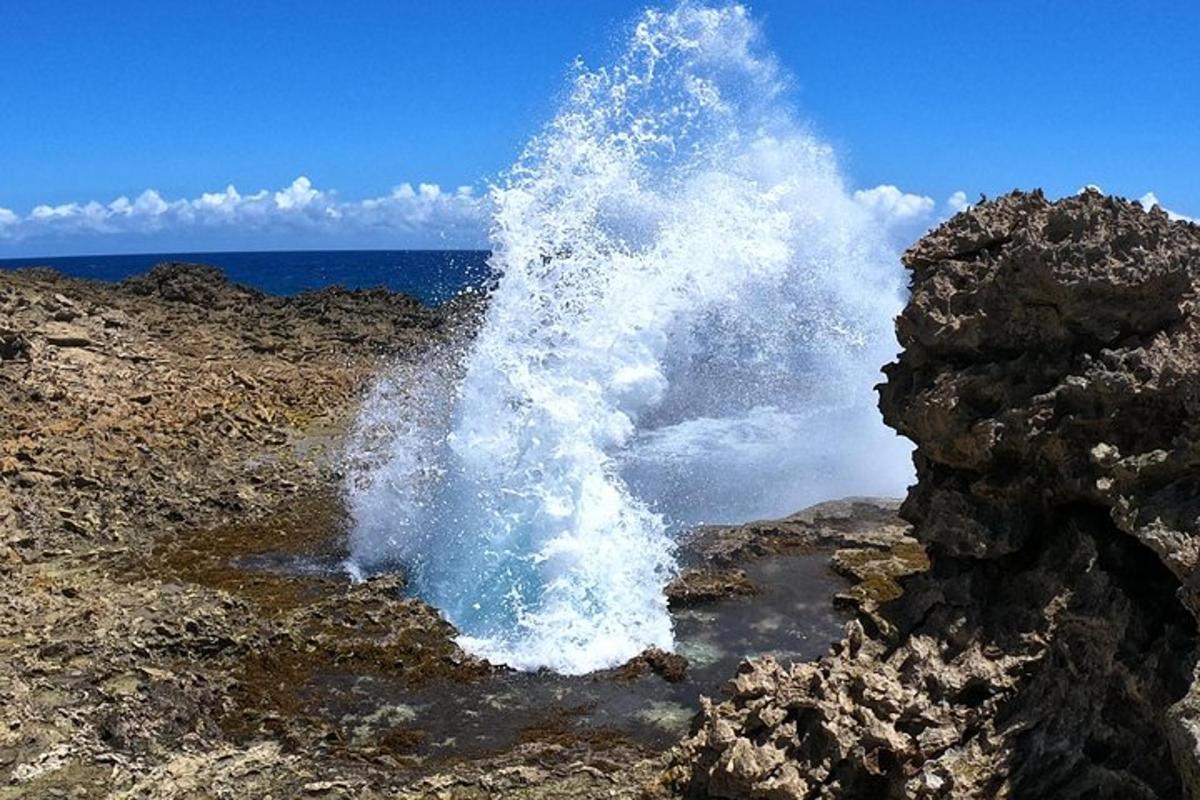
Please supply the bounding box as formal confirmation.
[345,3,912,674]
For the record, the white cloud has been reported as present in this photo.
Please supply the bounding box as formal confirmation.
[0,175,488,250]
[1138,192,1196,224]
[0,207,17,240]
[851,184,971,249]
[853,184,935,225]
[31,203,79,221]
[946,190,970,214]
[195,185,244,218]
[273,176,320,210]
[135,189,170,216]
[7,177,1189,255]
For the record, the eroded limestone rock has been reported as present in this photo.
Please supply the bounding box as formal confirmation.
[666,191,1200,799]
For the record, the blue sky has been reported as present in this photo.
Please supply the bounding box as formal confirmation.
[1,1,1197,255]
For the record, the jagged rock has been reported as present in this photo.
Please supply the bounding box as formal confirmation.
[619,647,690,683]
[0,263,468,797]
[666,567,760,607]
[0,264,451,560]
[666,191,1200,799]
[39,320,96,348]
[0,329,30,360]
[121,262,262,308]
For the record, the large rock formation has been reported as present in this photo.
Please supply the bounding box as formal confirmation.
[665,190,1200,798]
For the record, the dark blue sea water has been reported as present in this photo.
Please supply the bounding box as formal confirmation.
[0,250,492,304]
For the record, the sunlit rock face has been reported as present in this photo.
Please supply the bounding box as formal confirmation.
[668,191,1200,798]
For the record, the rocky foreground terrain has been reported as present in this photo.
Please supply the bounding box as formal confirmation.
[5,189,1197,799]
[667,190,1200,798]
[0,263,918,798]
[0,266,471,797]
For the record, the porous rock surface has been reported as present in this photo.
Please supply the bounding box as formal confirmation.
[0,264,482,797]
[0,263,671,799]
[664,190,1200,798]
[0,263,924,798]
[1,263,440,559]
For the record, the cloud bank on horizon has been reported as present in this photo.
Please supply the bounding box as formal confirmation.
[0,177,489,255]
[0,178,1191,258]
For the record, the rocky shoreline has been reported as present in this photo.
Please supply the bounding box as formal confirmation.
[5,189,1197,799]
[0,263,916,798]
[0,265,470,796]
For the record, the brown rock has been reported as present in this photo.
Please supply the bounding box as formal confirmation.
[0,329,30,360]
[666,191,1200,799]
[666,567,759,607]
[39,321,93,348]
[618,646,689,683]
[0,262,473,797]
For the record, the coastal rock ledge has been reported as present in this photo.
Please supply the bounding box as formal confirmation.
[664,190,1200,799]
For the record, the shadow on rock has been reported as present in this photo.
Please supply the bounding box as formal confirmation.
[664,190,1200,799]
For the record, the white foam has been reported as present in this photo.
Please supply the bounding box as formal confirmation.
[345,2,912,675]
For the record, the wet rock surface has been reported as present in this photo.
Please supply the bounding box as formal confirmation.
[665,191,1200,798]
[0,261,916,796]
[1,263,911,798]
[669,499,925,620]
[23,197,1194,800]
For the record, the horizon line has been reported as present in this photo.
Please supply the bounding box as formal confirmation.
[0,246,494,263]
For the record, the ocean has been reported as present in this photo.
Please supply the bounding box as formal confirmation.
[0,249,492,305]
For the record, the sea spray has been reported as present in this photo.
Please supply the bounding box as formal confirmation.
[345,3,913,674]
